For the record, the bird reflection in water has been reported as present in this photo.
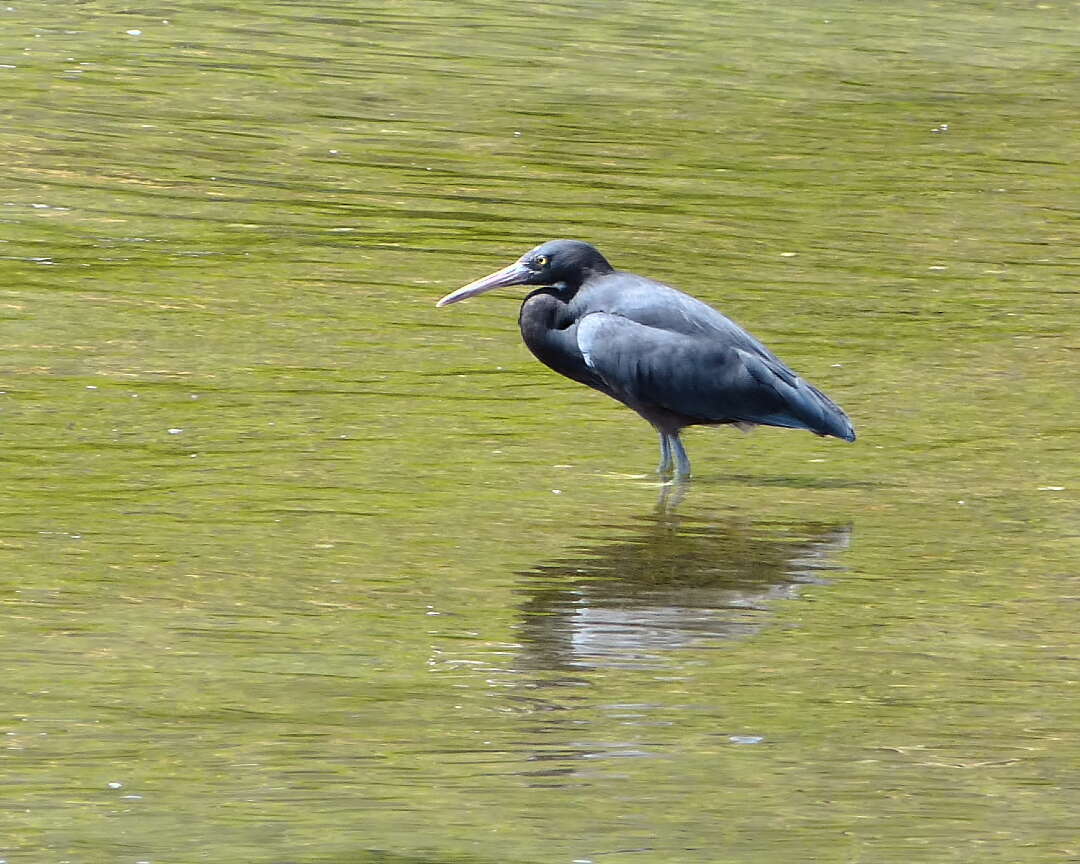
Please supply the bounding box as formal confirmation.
[514,504,852,672]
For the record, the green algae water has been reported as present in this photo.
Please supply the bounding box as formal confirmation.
[1,1,1077,861]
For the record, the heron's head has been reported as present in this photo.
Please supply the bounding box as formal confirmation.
[436,239,613,307]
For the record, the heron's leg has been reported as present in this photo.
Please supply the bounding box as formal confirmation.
[657,433,673,475]
[671,433,692,479]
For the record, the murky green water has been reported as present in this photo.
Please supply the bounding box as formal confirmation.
[2,1,1077,861]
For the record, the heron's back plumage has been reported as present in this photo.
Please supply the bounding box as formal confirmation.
[570,273,855,441]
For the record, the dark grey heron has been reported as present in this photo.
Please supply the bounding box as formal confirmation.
[436,240,855,478]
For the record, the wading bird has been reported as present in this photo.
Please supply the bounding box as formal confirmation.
[436,240,855,478]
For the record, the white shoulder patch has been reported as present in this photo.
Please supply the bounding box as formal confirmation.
[576,312,607,370]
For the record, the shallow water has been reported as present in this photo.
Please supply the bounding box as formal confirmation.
[1,1,1077,861]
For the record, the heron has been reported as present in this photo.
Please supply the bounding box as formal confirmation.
[436,239,855,478]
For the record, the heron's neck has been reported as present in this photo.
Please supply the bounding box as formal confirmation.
[519,288,575,337]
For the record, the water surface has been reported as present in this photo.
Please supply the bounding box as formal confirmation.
[1,1,1077,861]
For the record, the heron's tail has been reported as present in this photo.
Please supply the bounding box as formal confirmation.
[736,349,855,442]
[802,382,856,442]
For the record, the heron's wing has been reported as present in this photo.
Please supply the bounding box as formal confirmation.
[577,312,855,440]
[579,272,782,360]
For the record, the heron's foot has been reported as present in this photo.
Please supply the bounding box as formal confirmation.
[656,476,690,512]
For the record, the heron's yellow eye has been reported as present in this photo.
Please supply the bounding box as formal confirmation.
[535,255,549,267]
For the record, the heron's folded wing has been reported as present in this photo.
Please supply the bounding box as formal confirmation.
[577,312,854,440]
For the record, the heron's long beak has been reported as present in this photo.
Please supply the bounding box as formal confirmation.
[436,261,533,307]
